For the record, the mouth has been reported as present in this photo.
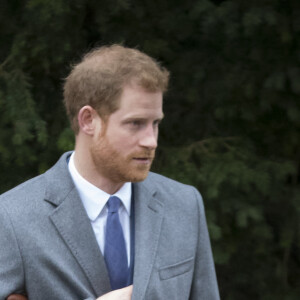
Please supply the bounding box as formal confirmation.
[132,157,153,164]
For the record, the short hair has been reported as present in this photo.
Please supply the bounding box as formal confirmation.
[63,44,170,133]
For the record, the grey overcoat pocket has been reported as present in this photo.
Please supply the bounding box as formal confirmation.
[159,257,194,280]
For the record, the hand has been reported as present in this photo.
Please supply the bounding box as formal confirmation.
[7,295,27,300]
[6,286,133,300]
[96,285,133,300]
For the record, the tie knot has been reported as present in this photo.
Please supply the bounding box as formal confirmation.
[107,196,121,213]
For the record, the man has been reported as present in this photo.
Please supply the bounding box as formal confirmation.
[0,45,220,299]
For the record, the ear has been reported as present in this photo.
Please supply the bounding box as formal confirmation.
[77,105,100,136]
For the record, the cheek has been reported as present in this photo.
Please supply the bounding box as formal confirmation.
[106,128,139,151]
[118,133,138,145]
[112,137,137,153]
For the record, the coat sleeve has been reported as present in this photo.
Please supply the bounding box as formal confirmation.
[189,188,220,300]
[0,202,26,298]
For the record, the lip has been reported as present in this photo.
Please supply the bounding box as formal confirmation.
[132,157,153,164]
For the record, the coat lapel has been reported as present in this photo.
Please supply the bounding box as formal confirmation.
[132,180,164,300]
[44,152,111,296]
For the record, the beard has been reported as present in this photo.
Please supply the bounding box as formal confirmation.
[90,134,155,184]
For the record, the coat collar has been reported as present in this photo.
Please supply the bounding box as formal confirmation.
[44,152,74,207]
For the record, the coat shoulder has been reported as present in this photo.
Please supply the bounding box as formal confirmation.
[145,172,199,195]
[0,152,72,210]
[143,172,203,212]
[0,174,46,206]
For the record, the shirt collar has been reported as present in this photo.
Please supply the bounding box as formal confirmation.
[68,152,132,221]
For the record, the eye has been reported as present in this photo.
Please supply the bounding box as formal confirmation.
[127,119,145,130]
[130,120,142,127]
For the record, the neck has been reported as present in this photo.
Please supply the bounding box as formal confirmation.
[73,144,124,195]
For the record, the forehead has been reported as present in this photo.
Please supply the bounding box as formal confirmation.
[116,84,163,117]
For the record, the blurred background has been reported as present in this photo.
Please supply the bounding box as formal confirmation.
[0,0,299,298]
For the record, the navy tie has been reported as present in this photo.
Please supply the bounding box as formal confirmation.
[104,196,129,290]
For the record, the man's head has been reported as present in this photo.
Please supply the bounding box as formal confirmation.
[64,45,169,186]
[63,44,169,133]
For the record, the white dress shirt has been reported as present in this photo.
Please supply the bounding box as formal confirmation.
[68,152,132,266]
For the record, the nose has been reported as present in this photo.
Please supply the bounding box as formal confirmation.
[139,125,158,150]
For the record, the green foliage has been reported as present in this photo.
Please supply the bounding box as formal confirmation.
[1,0,300,298]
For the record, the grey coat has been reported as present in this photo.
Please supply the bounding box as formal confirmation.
[0,152,220,300]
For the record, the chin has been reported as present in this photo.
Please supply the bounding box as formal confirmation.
[126,170,150,182]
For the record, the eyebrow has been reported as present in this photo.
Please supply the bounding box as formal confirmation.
[123,114,164,121]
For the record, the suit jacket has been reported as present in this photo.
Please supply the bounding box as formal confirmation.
[0,152,220,300]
